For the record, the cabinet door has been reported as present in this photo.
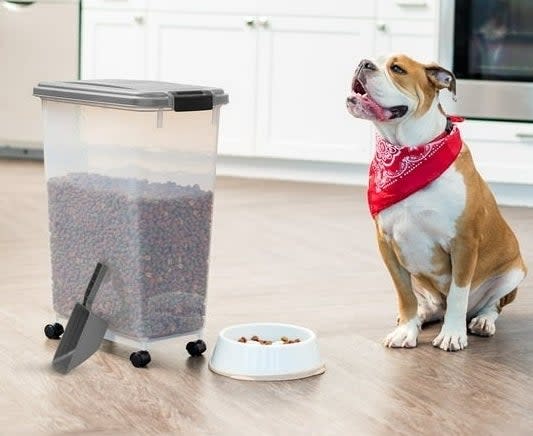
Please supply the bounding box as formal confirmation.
[147,13,258,156]
[0,1,78,149]
[255,17,375,163]
[375,20,436,63]
[81,10,147,80]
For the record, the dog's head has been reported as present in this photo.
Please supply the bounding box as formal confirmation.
[346,54,456,123]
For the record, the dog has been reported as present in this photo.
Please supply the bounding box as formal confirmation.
[346,54,527,351]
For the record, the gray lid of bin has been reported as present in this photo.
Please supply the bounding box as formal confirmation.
[33,80,228,112]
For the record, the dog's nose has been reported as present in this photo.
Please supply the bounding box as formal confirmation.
[359,59,377,71]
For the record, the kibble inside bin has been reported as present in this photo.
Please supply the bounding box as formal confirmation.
[34,80,228,342]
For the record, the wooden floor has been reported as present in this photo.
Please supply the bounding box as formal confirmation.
[1,160,533,435]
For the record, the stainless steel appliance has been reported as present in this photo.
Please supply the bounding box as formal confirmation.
[439,0,533,122]
[0,0,79,159]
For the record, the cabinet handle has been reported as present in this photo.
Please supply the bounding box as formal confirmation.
[258,16,269,28]
[3,0,35,6]
[516,132,533,140]
[245,17,256,28]
[133,15,144,25]
[1,0,35,10]
[376,22,387,32]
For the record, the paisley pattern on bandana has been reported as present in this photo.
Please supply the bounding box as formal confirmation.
[373,138,442,193]
[368,124,463,217]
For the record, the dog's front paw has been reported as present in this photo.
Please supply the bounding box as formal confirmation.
[384,318,420,348]
[468,316,496,337]
[432,326,468,351]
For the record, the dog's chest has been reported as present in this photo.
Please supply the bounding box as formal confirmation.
[376,165,467,274]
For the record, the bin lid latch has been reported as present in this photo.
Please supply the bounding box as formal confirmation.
[169,91,214,112]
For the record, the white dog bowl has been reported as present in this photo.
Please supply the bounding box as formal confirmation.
[208,323,325,381]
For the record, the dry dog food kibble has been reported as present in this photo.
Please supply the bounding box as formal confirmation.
[236,335,301,345]
[47,173,214,340]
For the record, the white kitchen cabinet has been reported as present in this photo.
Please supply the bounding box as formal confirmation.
[78,1,533,201]
[377,0,438,20]
[0,0,78,150]
[146,13,258,156]
[81,2,436,165]
[375,0,438,63]
[375,20,436,63]
[145,13,374,161]
[460,120,533,184]
[255,17,374,162]
[81,10,148,80]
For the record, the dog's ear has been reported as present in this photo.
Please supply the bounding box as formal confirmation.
[425,65,457,100]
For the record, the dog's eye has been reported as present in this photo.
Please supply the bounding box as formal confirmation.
[390,64,407,75]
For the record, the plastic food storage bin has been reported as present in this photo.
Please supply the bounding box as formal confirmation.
[34,80,228,365]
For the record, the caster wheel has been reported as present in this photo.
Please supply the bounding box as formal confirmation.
[44,322,64,340]
[186,339,207,357]
[130,350,151,368]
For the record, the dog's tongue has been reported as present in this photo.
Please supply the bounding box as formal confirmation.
[360,94,391,121]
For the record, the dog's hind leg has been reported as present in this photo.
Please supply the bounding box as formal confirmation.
[468,288,518,337]
[468,302,500,336]
[466,266,524,337]
[416,290,446,326]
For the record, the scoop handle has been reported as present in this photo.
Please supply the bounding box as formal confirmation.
[82,262,108,309]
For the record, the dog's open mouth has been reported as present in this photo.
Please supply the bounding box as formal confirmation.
[347,78,408,121]
[352,78,366,96]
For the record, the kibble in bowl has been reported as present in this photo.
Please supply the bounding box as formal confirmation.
[237,335,301,345]
[209,323,325,381]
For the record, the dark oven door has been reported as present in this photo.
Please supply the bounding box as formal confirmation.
[439,0,533,122]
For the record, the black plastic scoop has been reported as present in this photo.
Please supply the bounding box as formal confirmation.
[52,262,108,374]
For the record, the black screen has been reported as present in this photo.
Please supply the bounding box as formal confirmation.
[453,0,533,81]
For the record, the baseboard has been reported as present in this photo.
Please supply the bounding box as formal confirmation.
[0,146,44,161]
[489,183,533,208]
[216,154,370,186]
[217,155,533,208]
[2,149,530,208]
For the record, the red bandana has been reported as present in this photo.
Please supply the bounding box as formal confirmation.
[368,122,464,217]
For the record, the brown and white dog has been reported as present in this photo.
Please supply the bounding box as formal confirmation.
[346,54,527,351]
